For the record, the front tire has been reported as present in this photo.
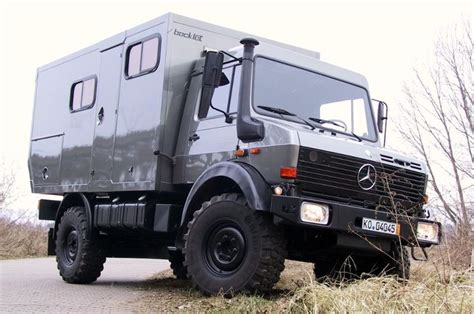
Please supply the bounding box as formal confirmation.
[183,193,287,295]
[313,243,410,282]
[55,206,106,284]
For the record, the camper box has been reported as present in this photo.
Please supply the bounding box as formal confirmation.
[29,13,318,195]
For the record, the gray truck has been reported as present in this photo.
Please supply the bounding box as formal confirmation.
[29,13,441,294]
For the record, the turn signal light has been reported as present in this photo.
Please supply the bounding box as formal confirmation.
[249,147,261,155]
[280,167,297,179]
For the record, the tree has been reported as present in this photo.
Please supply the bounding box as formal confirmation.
[399,20,472,241]
[0,159,16,210]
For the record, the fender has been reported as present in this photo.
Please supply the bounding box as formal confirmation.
[54,193,94,240]
[180,161,272,226]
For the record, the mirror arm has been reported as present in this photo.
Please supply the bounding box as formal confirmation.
[209,103,234,124]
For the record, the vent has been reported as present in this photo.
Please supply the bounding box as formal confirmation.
[380,154,422,171]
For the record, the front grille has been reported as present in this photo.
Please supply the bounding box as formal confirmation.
[296,147,427,214]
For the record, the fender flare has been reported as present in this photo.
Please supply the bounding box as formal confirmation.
[54,193,93,240]
[180,161,272,226]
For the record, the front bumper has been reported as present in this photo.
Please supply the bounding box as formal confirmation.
[270,195,441,247]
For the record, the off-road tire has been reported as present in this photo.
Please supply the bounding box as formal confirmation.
[313,244,410,282]
[380,243,410,280]
[183,193,287,295]
[169,250,188,279]
[313,256,354,282]
[55,206,106,284]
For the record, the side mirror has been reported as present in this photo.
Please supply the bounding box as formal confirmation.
[198,52,224,119]
[377,101,388,133]
[376,100,388,147]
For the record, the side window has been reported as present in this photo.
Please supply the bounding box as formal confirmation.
[70,77,97,112]
[319,98,370,136]
[125,36,160,78]
[208,67,233,117]
[228,66,241,113]
[203,64,241,119]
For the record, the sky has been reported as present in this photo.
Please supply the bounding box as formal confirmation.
[0,0,471,214]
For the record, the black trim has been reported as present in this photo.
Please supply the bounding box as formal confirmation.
[38,199,60,220]
[54,193,93,240]
[69,75,98,113]
[180,161,271,226]
[31,132,64,142]
[251,55,379,143]
[124,33,161,80]
[270,195,440,248]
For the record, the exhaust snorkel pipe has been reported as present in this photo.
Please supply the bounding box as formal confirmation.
[236,38,265,143]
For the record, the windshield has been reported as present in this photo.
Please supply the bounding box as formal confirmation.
[253,57,377,141]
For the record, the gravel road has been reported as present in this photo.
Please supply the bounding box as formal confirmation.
[0,257,170,313]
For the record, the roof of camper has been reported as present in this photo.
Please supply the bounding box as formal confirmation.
[38,12,320,72]
[37,13,368,89]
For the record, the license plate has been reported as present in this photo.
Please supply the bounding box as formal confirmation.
[362,218,400,235]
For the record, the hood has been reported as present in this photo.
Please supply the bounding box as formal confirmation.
[297,129,427,174]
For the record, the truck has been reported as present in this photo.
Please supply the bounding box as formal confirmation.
[29,13,441,295]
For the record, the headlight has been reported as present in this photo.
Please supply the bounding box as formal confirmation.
[300,202,330,225]
[417,222,440,244]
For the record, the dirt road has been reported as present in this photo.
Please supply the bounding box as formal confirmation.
[0,257,169,312]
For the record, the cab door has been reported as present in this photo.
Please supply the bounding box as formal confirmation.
[179,64,242,182]
[89,44,123,190]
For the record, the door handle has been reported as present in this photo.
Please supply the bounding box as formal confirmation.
[97,107,104,125]
[188,133,200,142]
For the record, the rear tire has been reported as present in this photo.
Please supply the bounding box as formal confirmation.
[184,193,286,295]
[169,250,188,279]
[55,206,106,284]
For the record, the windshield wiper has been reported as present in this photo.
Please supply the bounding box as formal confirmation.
[308,117,362,142]
[258,106,316,130]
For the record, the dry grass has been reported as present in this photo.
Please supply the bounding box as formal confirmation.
[137,249,473,313]
[288,266,472,313]
[0,216,48,259]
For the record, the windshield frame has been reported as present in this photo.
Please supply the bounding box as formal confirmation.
[251,55,379,143]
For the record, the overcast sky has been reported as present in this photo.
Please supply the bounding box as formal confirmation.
[0,0,471,213]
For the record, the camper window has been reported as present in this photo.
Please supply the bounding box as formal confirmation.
[70,76,97,112]
[125,35,161,78]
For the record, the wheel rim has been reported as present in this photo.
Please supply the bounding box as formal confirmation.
[204,222,246,276]
[63,228,78,266]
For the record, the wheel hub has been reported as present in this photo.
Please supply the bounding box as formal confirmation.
[64,229,78,265]
[207,225,245,273]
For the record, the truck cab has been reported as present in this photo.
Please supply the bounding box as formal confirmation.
[30,13,441,295]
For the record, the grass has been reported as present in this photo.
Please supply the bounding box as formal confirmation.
[0,216,48,259]
[137,253,473,313]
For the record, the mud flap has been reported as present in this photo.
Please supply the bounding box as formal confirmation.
[47,228,55,256]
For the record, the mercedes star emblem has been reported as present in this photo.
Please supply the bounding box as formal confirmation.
[357,164,377,190]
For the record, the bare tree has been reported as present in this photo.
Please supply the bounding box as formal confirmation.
[399,20,472,240]
[0,159,16,210]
